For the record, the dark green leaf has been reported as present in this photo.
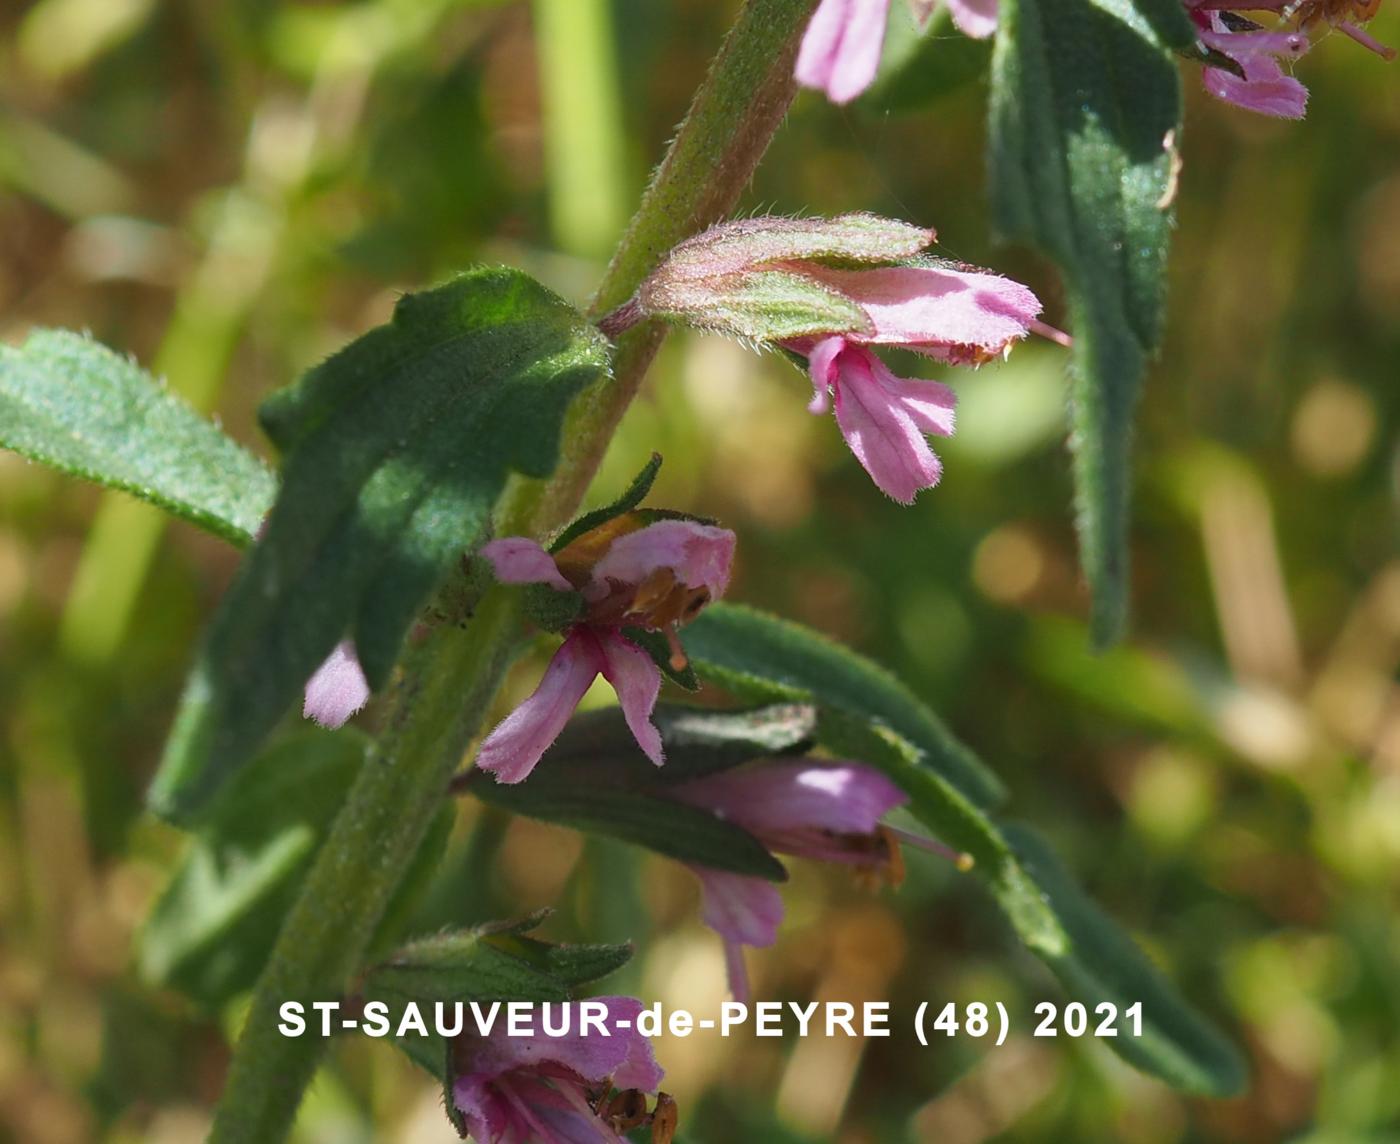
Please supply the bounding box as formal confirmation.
[138,728,368,1007]
[816,710,1241,1093]
[1002,824,1248,1095]
[681,603,1004,807]
[493,934,634,989]
[150,268,609,822]
[538,703,818,782]
[0,329,275,545]
[989,0,1192,644]
[814,711,1065,957]
[470,784,788,879]
[460,704,811,879]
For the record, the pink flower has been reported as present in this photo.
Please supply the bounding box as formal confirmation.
[619,214,1050,504]
[796,0,893,105]
[795,0,998,105]
[787,262,1042,502]
[452,996,672,1143]
[1184,0,1391,118]
[1190,7,1311,117]
[799,336,955,504]
[476,518,735,784]
[669,760,921,1000]
[302,640,372,728]
[944,0,999,39]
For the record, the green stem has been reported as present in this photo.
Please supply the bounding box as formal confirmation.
[208,2,812,1140]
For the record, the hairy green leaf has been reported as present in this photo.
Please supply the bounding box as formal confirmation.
[1003,824,1248,1095]
[150,268,609,822]
[990,0,1192,644]
[0,329,275,544]
[681,603,1004,807]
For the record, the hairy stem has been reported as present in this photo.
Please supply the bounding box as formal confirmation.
[208,1,811,1139]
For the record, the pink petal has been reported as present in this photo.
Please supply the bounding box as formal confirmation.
[881,369,957,437]
[907,0,939,29]
[596,630,664,766]
[945,0,998,38]
[588,519,736,601]
[722,938,753,1004]
[795,0,893,105]
[830,344,946,503]
[1199,13,1309,119]
[1198,25,1309,60]
[1203,58,1308,119]
[474,629,603,784]
[800,264,1041,361]
[804,334,844,414]
[451,1075,512,1143]
[460,997,664,1092]
[673,760,907,837]
[302,640,371,728]
[481,537,572,591]
[691,866,785,950]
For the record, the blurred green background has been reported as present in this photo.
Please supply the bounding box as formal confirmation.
[2,0,1398,1140]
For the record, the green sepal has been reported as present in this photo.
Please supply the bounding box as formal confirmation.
[522,582,586,633]
[642,268,873,344]
[622,626,701,691]
[360,917,634,1132]
[550,453,663,553]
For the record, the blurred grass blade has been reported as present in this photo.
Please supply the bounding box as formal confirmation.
[682,602,1005,807]
[59,188,281,664]
[1003,823,1248,1096]
[139,728,369,1008]
[859,4,993,114]
[150,268,610,823]
[989,0,1193,645]
[533,0,628,257]
[0,329,276,545]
